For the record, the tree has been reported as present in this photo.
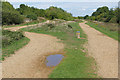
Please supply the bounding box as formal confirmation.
[2,2,24,25]
[89,6,119,23]
[44,6,73,20]
[84,15,89,19]
[27,14,37,20]
[2,11,24,25]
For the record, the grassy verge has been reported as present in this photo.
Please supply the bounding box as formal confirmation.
[2,37,29,60]
[3,20,46,28]
[22,22,97,78]
[86,22,119,42]
[2,30,30,60]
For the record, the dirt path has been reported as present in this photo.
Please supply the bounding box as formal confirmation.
[0,63,2,79]
[79,21,118,78]
[4,20,50,31]
[2,24,64,78]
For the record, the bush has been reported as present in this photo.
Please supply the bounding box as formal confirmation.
[2,11,24,25]
[105,15,113,22]
[27,14,37,20]
[2,30,24,47]
[84,15,89,19]
[2,2,24,25]
[45,6,73,21]
[109,16,117,23]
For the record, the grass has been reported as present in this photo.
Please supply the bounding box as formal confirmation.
[3,20,46,28]
[22,22,98,78]
[2,37,30,60]
[86,22,119,42]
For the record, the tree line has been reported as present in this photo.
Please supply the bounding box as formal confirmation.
[2,1,74,25]
[2,1,120,25]
[83,6,120,24]
[2,2,24,25]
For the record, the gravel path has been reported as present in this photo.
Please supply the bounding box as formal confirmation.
[0,63,2,79]
[2,22,64,78]
[4,20,50,31]
[79,21,118,78]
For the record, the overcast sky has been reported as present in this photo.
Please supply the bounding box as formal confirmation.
[6,0,120,2]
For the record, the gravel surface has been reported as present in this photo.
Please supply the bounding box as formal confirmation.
[2,22,64,78]
[79,21,118,78]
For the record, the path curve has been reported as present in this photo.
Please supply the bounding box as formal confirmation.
[79,21,118,78]
[4,20,50,31]
[2,24,64,78]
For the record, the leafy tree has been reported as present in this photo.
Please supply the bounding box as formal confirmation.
[27,14,37,20]
[92,6,109,16]
[17,4,45,18]
[88,6,120,23]
[2,2,24,25]
[84,15,89,19]
[45,6,73,20]
[78,16,84,19]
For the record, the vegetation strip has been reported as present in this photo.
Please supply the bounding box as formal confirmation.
[22,21,97,78]
[3,20,46,28]
[2,30,30,60]
[86,22,119,42]
[83,6,119,24]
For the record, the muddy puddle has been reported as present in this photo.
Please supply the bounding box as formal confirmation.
[45,54,64,67]
[36,52,65,78]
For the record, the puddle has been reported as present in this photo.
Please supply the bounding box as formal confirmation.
[45,54,64,67]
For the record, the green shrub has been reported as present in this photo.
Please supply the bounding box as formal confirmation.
[89,6,120,23]
[2,2,24,25]
[2,30,24,47]
[2,11,24,25]
[27,14,37,20]
[109,16,117,23]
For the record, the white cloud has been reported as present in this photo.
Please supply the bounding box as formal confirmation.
[82,9,86,11]
[93,9,97,11]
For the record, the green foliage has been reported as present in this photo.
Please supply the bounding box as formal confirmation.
[2,1,15,11]
[22,22,97,78]
[2,11,24,25]
[2,2,74,25]
[45,6,74,20]
[17,4,46,18]
[78,16,84,19]
[27,14,37,20]
[17,5,74,21]
[84,15,89,19]
[2,2,24,25]
[86,22,119,42]
[2,30,24,47]
[104,15,113,22]
[109,16,117,23]
[87,6,120,24]
[2,29,30,60]
[2,37,29,61]
[92,6,109,16]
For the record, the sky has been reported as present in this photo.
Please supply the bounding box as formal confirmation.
[6,0,120,2]
[6,0,119,17]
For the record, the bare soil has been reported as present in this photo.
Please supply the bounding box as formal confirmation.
[79,21,118,78]
[4,20,50,31]
[2,22,64,78]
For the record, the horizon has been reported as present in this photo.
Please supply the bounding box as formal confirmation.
[9,2,118,17]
